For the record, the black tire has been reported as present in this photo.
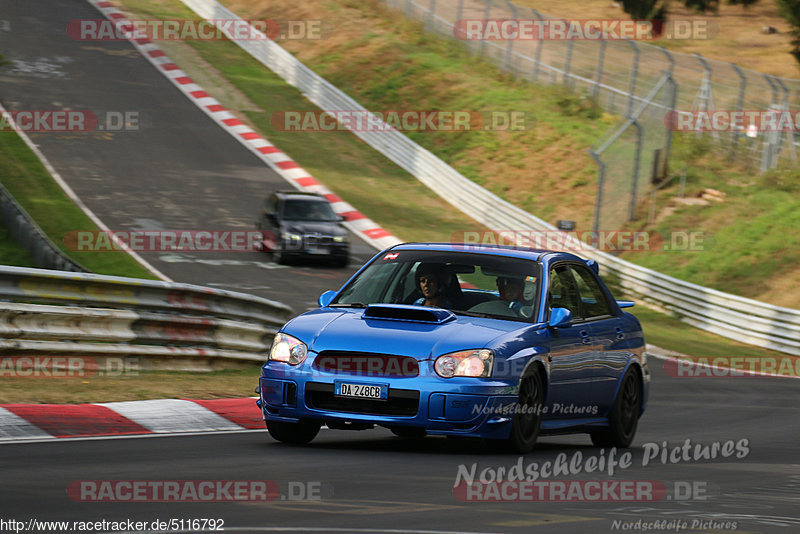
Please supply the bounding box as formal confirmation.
[487,366,545,453]
[332,256,349,268]
[273,244,288,265]
[390,427,427,439]
[591,367,641,448]
[267,420,321,445]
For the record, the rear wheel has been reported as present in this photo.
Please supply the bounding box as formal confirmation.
[487,366,544,453]
[591,367,641,448]
[267,420,321,445]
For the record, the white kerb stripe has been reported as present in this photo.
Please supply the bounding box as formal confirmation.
[96,399,243,433]
[0,407,52,440]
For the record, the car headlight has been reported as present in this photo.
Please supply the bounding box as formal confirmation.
[268,333,308,365]
[333,236,348,243]
[434,349,493,378]
[285,233,302,241]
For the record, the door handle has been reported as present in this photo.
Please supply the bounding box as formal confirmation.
[580,330,591,345]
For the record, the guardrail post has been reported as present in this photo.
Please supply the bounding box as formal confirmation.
[428,0,437,29]
[456,0,464,25]
[663,74,677,178]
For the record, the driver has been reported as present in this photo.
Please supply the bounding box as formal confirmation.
[497,276,535,316]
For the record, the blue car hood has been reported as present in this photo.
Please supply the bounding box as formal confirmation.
[283,307,540,360]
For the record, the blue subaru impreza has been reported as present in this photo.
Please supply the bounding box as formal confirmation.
[257,243,649,452]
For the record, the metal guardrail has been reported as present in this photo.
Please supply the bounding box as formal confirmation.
[180,0,800,356]
[0,265,294,369]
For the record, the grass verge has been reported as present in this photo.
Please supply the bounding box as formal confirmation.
[0,130,156,278]
[0,368,260,404]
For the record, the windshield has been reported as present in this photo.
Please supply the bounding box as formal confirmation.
[333,250,541,321]
[282,200,339,222]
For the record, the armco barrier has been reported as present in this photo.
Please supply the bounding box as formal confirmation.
[179,0,800,356]
[0,265,294,369]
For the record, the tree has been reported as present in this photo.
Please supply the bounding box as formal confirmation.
[727,0,759,6]
[778,0,800,62]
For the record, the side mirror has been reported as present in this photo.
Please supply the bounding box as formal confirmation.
[337,214,346,223]
[617,300,635,309]
[318,290,337,307]
[548,307,572,328]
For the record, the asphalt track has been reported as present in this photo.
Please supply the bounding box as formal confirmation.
[0,0,375,312]
[1,1,800,533]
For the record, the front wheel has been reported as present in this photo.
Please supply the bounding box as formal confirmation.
[267,420,321,445]
[487,366,545,453]
[591,367,641,448]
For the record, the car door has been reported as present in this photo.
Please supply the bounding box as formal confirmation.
[569,263,627,415]
[543,264,597,420]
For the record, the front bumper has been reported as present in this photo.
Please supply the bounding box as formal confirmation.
[282,237,349,258]
[258,365,520,440]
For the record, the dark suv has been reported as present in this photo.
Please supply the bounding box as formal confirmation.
[256,191,350,266]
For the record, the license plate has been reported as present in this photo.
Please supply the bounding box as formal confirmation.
[334,381,388,400]
[307,246,330,255]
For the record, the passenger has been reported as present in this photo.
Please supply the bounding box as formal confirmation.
[413,263,453,308]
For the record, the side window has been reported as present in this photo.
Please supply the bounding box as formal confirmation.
[548,265,581,319]
[570,265,612,319]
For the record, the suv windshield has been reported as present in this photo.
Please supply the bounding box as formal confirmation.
[282,199,338,222]
[333,250,541,321]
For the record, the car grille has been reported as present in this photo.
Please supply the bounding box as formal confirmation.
[305,382,419,416]
[305,235,334,245]
[312,351,420,377]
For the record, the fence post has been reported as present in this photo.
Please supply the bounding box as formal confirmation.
[629,120,644,221]
[428,0,437,28]
[730,63,746,156]
[593,39,607,99]
[504,1,518,74]
[773,75,796,162]
[589,149,605,247]
[532,9,544,82]
[563,19,574,87]
[456,0,464,22]
[663,74,677,179]
[480,0,491,56]
[626,40,640,118]
[761,74,779,172]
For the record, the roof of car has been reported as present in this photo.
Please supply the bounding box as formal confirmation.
[388,242,585,263]
[273,190,329,201]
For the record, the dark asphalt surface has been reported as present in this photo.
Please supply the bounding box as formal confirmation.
[1,1,800,533]
[0,0,375,312]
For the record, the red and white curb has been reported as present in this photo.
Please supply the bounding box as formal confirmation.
[0,398,263,442]
[87,0,401,252]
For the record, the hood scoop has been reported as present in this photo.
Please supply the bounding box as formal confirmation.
[362,304,455,324]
